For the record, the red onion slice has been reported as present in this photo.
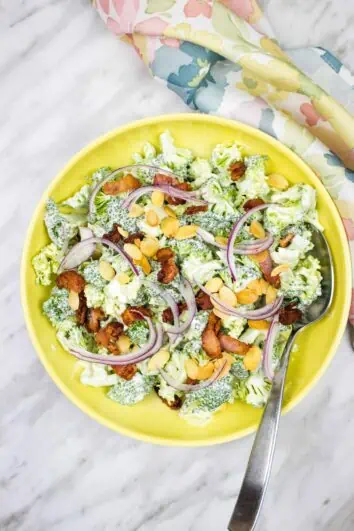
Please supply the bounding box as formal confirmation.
[121,185,206,210]
[263,313,280,380]
[195,281,284,320]
[58,237,139,275]
[79,227,94,240]
[167,279,197,335]
[197,227,273,254]
[227,203,276,280]
[160,360,227,392]
[89,164,202,219]
[69,315,157,366]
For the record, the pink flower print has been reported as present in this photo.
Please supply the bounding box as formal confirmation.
[343,218,354,241]
[98,0,110,15]
[300,103,323,127]
[105,0,139,34]
[184,0,212,19]
[135,17,168,36]
[219,0,253,21]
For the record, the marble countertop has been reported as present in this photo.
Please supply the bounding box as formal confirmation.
[1,1,354,530]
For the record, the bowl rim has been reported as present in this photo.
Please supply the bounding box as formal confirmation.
[21,113,352,446]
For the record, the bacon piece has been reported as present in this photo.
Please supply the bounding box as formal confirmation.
[121,306,152,327]
[95,322,124,355]
[230,161,246,181]
[201,313,222,358]
[258,251,281,288]
[76,292,88,325]
[103,223,121,244]
[195,290,213,310]
[103,174,140,195]
[185,205,208,215]
[157,259,179,284]
[86,307,105,333]
[153,173,178,186]
[124,232,145,244]
[112,364,137,381]
[166,183,191,206]
[162,302,187,324]
[243,198,265,212]
[156,248,174,262]
[219,334,250,355]
[279,303,302,325]
[56,271,85,293]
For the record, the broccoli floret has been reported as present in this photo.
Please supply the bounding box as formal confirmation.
[185,211,236,237]
[171,238,213,261]
[201,178,241,216]
[280,255,322,306]
[159,131,193,176]
[181,255,223,285]
[57,319,96,352]
[230,360,249,379]
[84,284,105,308]
[210,142,242,173]
[106,197,139,232]
[234,372,271,408]
[43,288,74,327]
[127,320,149,346]
[180,375,234,426]
[236,155,270,200]
[90,167,113,185]
[44,199,70,248]
[62,184,91,210]
[221,315,247,339]
[189,158,213,187]
[32,243,60,286]
[82,261,107,289]
[108,373,156,405]
[183,311,209,341]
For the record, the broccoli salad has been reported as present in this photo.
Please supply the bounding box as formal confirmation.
[33,131,323,426]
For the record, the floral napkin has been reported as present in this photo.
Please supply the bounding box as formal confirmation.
[94,0,354,326]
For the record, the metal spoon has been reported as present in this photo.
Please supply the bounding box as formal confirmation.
[228,225,334,531]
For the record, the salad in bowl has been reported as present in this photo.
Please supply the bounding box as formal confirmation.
[32,131,323,426]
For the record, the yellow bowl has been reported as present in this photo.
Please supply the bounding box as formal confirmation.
[21,114,352,446]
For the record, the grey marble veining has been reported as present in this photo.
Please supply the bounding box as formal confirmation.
[1,1,354,530]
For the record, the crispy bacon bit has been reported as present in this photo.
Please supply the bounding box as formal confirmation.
[162,302,187,324]
[86,307,105,333]
[102,174,140,195]
[243,198,265,212]
[195,290,213,310]
[76,292,87,325]
[121,306,152,326]
[56,271,85,293]
[185,205,208,215]
[166,182,191,206]
[112,364,137,381]
[95,322,124,355]
[230,161,246,181]
[279,233,295,248]
[155,389,182,410]
[103,223,121,244]
[157,258,179,284]
[123,232,145,244]
[202,313,222,358]
[279,303,302,325]
[258,251,281,288]
[153,173,178,186]
[156,248,174,262]
[185,377,198,385]
[219,334,250,355]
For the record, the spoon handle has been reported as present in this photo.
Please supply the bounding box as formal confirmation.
[228,331,297,531]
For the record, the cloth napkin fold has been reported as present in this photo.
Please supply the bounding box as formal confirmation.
[94,0,354,325]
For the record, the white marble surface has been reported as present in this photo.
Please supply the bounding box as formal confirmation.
[1,1,354,530]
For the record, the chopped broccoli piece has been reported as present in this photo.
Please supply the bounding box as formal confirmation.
[171,237,213,261]
[127,320,149,346]
[280,255,322,306]
[44,199,70,248]
[32,243,60,286]
[210,142,242,174]
[57,319,96,352]
[182,255,223,285]
[84,284,105,308]
[221,315,247,339]
[180,375,234,426]
[230,360,249,380]
[90,167,113,185]
[108,373,156,405]
[159,131,193,176]
[234,372,271,407]
[62,184,91,210]
[82,261,107,289]
[185,210,236,237]
[237,155,269,200]
[43,288,74,328]
[183,311,209,341]
[201,178,240,216]
[189,158,213,187]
